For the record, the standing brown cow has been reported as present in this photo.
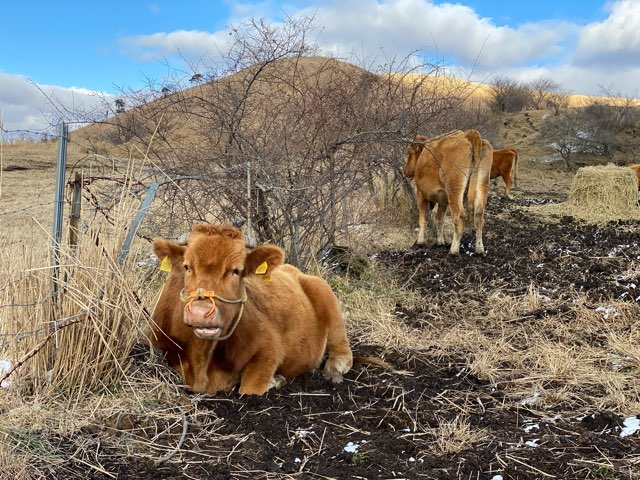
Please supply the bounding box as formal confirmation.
[491,147,519,198]
[403,129,492,255]
[150,223,353,395]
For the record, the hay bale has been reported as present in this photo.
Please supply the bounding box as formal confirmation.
[529,164,640,223]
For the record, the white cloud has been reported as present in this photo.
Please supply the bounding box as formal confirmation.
[303,0,574,68]
[574,0,640,69]
[0,73,112,137]
[120,30,231,62]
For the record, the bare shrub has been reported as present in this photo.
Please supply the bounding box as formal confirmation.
[540,88,640,168]
[539,109,584,169]
[73,16,486,268]
[487,75,533,113]
[578,96,640,158]
[528,76,571,114]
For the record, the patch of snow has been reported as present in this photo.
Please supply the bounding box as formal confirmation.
[344,442,359,453]
[596,305,618,320]
[492,475,504,480]
[293,428,314,439]
[294,458,301,463]
[620,417,640,438]
[525,439,540,447]
[344,440,367,453]
[0,360,12,388]
[409,457,415,462]
[524,423,540,433]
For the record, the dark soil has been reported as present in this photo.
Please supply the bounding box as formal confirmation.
[22,191,640,480]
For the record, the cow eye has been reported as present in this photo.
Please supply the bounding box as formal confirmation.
[183,264,190,272]
[231,268,241,277]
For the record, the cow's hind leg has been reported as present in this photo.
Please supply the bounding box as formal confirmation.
[503,173,513,198]
[447,191,466,255]
[298,275,353,384]
[473,140,492,255]
[473,192,488,255]
[322,307,353,384]
[434,202,447,246]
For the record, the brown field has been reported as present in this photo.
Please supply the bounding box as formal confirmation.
[1,92,640,479]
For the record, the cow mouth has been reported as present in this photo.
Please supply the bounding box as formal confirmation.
[193,326,222,340]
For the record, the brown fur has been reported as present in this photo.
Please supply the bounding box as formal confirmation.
[629,164,640,190]
[491,148,519,198]
[149,223,353,396]
[403,129,491,255]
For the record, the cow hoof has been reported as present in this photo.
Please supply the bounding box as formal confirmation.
[267,374,287,391]
[323,356,353,384]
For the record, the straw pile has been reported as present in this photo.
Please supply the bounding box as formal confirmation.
[529,164,640,223]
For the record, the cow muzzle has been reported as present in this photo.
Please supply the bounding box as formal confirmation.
[180,288,247,340]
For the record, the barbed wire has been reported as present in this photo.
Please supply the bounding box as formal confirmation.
[0,312,86,349]
[0,202,52,217]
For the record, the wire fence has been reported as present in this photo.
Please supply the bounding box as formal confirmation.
[0,123,159,351]
[0,121,255,360]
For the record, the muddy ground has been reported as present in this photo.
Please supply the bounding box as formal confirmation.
[17,190,640,480]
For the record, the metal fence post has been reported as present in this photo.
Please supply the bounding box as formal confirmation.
[115,182,159,267]
[51,122,68,304]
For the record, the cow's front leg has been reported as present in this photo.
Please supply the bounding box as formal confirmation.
[238,356,281,395]
[416,191,428,244]
[205,368,240,394]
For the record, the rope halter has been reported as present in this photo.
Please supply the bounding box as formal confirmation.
[179,287,248,340]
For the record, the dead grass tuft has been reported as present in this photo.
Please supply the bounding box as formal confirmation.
[430,414,489,455]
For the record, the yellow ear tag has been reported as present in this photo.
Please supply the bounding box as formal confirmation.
[160,256,172,272]
[255,261,268,275]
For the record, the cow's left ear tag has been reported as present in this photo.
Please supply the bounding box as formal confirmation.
[160,256,172,272]
[255,261,268,275]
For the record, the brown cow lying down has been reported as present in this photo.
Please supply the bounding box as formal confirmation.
[629,164,640,190]
[404,129,492,255]
[491,147,519,198]
[150,223,353,395]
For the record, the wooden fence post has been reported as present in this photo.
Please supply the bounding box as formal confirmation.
[69,172,82,251]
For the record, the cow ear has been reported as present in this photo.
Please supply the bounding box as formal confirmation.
[245,245,284,278]
[152,239,186,271]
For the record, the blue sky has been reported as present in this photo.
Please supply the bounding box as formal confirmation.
[1,0,637,135]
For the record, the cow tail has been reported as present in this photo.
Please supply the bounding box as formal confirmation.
[466,129,483,168]
[512,149,519,188]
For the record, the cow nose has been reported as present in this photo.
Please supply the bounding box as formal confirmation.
[181,288,217,318]
[185,299,216,321]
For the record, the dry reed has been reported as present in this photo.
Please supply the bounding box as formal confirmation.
[0,154,155,400]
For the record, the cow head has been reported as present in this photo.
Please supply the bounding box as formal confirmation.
[153,224,284,341]
[403,135,428,178]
